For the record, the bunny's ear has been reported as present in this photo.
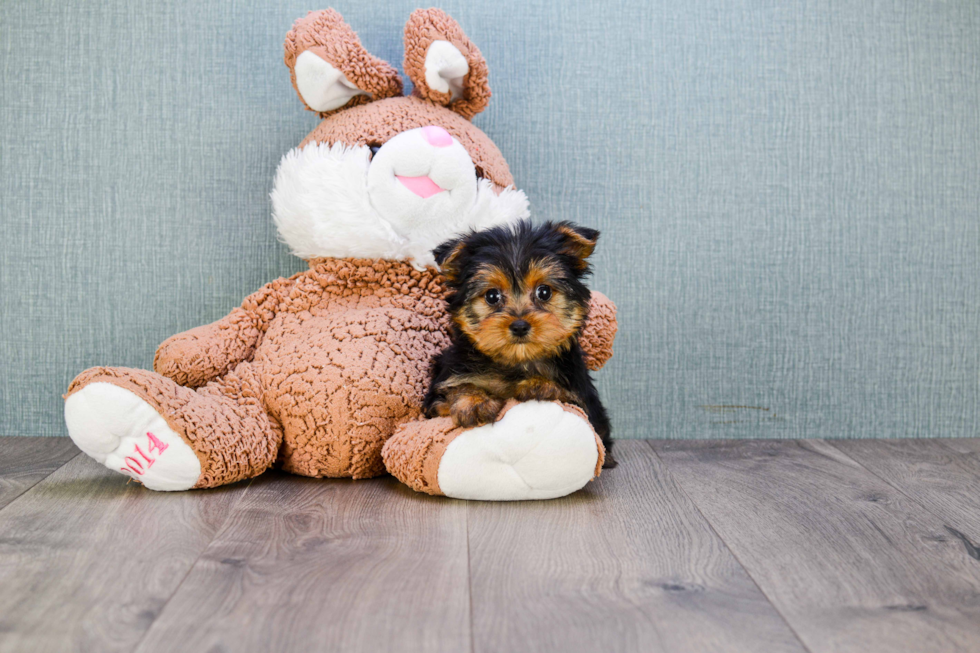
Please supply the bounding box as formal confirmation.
[403,9,491,120]
[285,9,403,116]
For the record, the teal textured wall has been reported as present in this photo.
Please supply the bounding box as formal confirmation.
[1,0,978,438]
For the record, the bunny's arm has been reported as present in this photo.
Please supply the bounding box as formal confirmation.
[580,291,618,372]
[153,276,295,388]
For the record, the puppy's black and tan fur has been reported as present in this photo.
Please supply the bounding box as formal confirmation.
[424,221,615,467]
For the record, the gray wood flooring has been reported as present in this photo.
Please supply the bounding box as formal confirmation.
[1,437,978,653]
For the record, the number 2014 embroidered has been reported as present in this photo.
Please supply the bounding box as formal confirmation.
[121,432,169,475]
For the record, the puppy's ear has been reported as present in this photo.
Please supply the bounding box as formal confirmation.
[403,9,491,120]
[554,222,600,271]
[285,9,403,116]
[434,237,468,283]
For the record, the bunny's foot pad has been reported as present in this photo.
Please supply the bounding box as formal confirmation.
[65,382,201,491]
[384,401,603,501]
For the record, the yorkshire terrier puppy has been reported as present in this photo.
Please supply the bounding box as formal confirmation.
[423,220,615,468]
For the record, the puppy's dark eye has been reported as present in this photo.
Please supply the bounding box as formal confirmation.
[369,145,381,157]
[485,289,502,306]
[535,285,552,301]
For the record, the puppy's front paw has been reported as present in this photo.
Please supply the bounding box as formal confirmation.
[514,377,567,403]
[450,393,505,428]
[424,399,452,419]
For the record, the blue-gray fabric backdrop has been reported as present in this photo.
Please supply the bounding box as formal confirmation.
[1,0,978,439]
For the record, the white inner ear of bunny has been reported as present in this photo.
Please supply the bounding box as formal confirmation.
[295,50,369,112]
[424,40,469,101]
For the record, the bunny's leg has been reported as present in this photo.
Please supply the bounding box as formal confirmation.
[64,363,281,490]
[382,400,604,501]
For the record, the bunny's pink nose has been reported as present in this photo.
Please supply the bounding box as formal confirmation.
[421,125,453,147]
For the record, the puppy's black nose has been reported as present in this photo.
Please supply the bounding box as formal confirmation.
[509,319,531,337]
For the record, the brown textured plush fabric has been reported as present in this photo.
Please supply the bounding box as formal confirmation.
[284,9,403,117]
[298,96,513,189]
[66,365,281,489]
[382,400,606,497]
[67,258,617,488]
[403,8,492,120]
[381,413,459,496]
[581,291,618,371]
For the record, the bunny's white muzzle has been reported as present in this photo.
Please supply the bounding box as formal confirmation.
[271,127,529,268]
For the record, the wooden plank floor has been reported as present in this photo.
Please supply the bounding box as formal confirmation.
[1,438,978,653]
[653,440,980,653]
[0,436,78,510]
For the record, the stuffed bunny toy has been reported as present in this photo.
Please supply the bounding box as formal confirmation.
[64,8,618,500]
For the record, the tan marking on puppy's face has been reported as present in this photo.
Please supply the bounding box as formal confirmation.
[471,265,513,298]
[455,258,586,365]
[523,259,563,292]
